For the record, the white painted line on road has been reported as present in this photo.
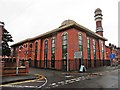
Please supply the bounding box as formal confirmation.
[51,83,56,86]
[46,73,104,88]
[58,81,65,85]
[47,76,88,88]
[52,84,59,88]
[65,75,73,78]
[1,85,38,88]
[35,77,48,89]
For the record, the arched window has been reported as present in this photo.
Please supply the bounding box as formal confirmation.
[29,43,33,48]
[62,32,68,59]
[87,37,91,59]
[51,37,55,68]
[35,42,38,52]
[78,33,83,58]
[44,39,48,68]
[101,41,104,59]
[34,42,38,67]
[51,37,55,57]
[87,37,91,67]
[44,40,48,54]
[93,39,96,60]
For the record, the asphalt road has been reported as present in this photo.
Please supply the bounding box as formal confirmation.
[45,69,119,89]
[1,67,119,90]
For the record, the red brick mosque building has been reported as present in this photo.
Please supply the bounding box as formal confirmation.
[9,8,120,71]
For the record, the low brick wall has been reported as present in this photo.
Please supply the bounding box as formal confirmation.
[0,61,29,76]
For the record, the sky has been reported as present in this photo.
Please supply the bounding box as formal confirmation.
[0,0,119,46]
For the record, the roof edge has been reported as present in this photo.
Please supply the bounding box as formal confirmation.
[11,21,108,47]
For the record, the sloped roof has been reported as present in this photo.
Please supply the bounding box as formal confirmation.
[11,20,107,47]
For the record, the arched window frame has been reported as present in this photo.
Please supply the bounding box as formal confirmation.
[62,32,68,60]
[29,43,33,48]
[101,41,104,59]
[34,41,38,60]
[51,37,55,60]
[87,37,91,60]
[93,39,96,60]
[44,39,48,62]
[78,33,83,50]
[78,32,83,58]
[44,39,48,54]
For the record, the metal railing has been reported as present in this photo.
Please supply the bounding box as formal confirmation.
[2,58,115,71]
[28,59,111,71]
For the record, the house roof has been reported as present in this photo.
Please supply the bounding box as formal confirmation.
[11,20,107,47]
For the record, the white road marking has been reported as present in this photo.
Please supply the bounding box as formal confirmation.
[51,83,56,86]
[1,76,47,89]
[47,75,93,88]
[36,77,48,89]
[58,81,65,85]
[65,75,73,78]
[52,84,59,88]
[2,85,38,88]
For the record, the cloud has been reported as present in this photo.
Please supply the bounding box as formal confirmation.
[0,0,119,46]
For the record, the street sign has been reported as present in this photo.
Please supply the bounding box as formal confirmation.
[74,51,82,59]
[110,53,116,59]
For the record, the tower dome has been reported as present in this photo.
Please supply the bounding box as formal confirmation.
[94,8,103,19]
[61,19,76,26]
[95,8,102,13]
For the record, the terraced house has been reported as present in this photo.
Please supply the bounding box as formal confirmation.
[11,8,116,71]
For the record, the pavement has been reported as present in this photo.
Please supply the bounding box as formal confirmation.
[85,65,119,73]
[1,65,119,85]
[1,74,36,84]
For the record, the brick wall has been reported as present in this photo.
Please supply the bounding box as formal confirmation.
[1,61,29,76]
[12,27,111,71]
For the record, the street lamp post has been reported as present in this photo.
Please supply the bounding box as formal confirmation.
[16,49,21,75]
[16,56,19,75]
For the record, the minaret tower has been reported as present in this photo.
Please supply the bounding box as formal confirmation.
[0,21,4,36]
[0,21,4,27]
[94,8,103,36]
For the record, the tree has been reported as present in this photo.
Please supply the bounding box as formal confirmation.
[1,22,13,57]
